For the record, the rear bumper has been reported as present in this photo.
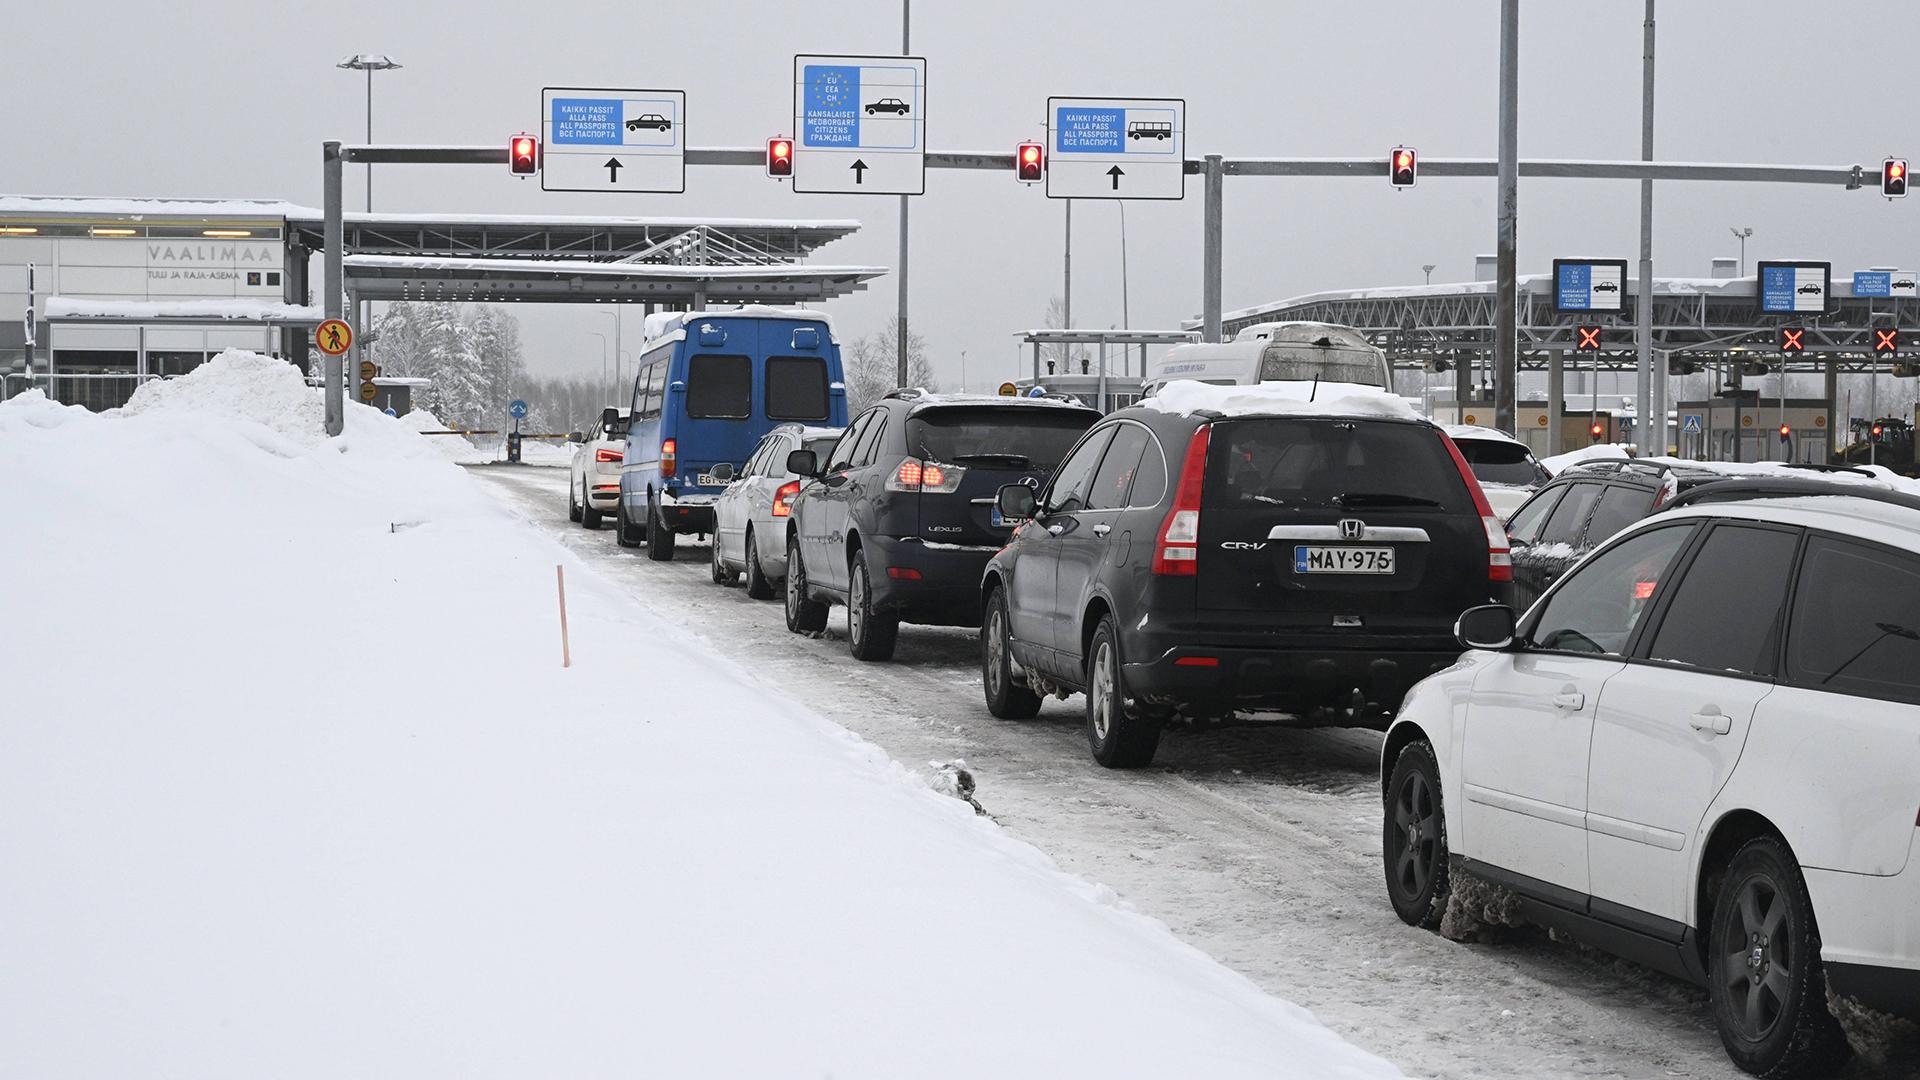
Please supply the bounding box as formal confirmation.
[1120,631,1460,721]
[659,491,717,535]
[863,535,1000,626]
[1806,863,1920,1022]
[585,482,621,509]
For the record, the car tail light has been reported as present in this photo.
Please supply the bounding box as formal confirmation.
[1438,431,1512,583]
[661,438,677,478]
[885,457,965,493]
[772,479,800,517]
[1174,656,1220,667]
[594,447,624,464]
[1153,425,1213,576]
[1650,471,1680,510]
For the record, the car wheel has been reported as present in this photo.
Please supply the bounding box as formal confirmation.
[981,585,1041,719]
[846,552,899,661]
[646,494,674,562]
[580,491,602,529]
[784,533,828,633]
[615,495,643,548]
[1384,741,1451,930]
[743,527,775,600]
[1707,837,1848,1079]
[568,478,583,522]
[1084,614,1160,768]
[710,533,737,585]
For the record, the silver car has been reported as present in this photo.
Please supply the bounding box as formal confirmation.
[709,424,844,597]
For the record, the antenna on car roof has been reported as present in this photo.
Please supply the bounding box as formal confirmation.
[1309,373,1320,402]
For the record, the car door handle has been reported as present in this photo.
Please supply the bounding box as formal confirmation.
[1092,523,1111,537]
[1046,524,1065,535]
[1551,691,1585,711]
[1689,711,1732,735]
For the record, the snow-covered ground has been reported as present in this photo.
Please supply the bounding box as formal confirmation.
[0,353,1400,1080]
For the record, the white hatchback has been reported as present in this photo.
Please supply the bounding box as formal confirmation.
[1443,424,1551,519]
[568,407,629,530]
[1381,492,1920,1078]
[708,424,843,598]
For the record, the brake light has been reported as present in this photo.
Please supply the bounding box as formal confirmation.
[1153,425,1213,576]
[1174,656,1220,667]
[1650,471,1680,510]
[594,447,624,464]
[661,438,676,478]
[1438,431,1512,583]
[772,479,800,517]
[885,457,965,493]
[887,567,923,580]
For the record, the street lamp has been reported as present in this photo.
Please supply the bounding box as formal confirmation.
[588,332,609,402]
[1422,263,1436,285]
[337,54,403,211]
[1729,226,1754,276]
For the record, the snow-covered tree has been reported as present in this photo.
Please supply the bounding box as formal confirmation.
[845,318,938,413]
[1041,296,1090,375]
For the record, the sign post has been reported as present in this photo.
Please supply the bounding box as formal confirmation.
[507,399,529,464]
[791,55,926,195]
[1046,97,1186,200]
[540,88,687,194]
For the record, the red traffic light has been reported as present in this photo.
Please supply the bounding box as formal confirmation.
[1883,158,1908,198]
[1779,423,1792,439]
[1016,141,1044,184]
[1389,146,1417,188]
[1590,422,1605,438]
[1872,423,1886,438]
[1575,325,1602,351]
[1874,328,1900,354]
[509,134,538,176]
[1779,326,1806,353]
[766,137,793,178]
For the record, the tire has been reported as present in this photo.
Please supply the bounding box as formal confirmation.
[846,553,899,662]
[580,494,602,530]
[1706,837,1849,1079]
[1384,741,1451,930]
[981,586,1041,719]
[615,495,643,548]
[646,494,674,562]
[1084,615,1160,768]
[710,532,737,586]
[568,478,583,522]
[784,533,828,633]
[743,527,775,599]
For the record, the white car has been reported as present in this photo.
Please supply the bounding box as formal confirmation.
[1380,490,1920,1077]
[1444,424,1551,519]
[708,424,843,598]
[568,407,629,529]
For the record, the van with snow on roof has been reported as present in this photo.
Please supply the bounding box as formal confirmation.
[1144,322,1392,398]
[616,307,849,561]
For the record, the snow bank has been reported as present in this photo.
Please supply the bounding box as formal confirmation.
[0,361,1400,1080]
[1540,442,1632,475]
[44,297,322,322]
[1143,379,1422,421]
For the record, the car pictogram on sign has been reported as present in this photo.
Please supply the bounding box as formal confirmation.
[624,113,672,132]
[1594,281,1619,293]
[864,98,910,115]
[1798,283,1824,295]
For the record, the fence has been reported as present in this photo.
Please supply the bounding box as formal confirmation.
[2,373,162,412]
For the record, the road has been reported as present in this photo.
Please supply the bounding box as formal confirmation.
[471,464,1914,1080]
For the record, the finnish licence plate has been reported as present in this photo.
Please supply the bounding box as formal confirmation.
[1293,545,1395,574]
[696,472,724,486]
[989,507,1007,528]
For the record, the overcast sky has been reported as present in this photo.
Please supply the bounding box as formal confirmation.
[9,0,1917,393]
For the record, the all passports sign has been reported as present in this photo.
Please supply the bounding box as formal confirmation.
[791,54,926,195]
[1046,96,1186,200]
[540,87,687,194]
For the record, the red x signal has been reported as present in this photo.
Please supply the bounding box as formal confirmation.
[1779,327,1806,353]
[1874,328,1900,354]
[1575,325,1602,351]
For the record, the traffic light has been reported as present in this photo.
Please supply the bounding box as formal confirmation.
[1872,422,1885,438]
[1016,142,1044,184]
[1874,327,1899,355]
[1575,325,1602,351]
[1779,423,1792,442]
[1590,421,1605,439]
[1389,146,1417,188]
[766,137,793,178]
[509,134,538,176]
[1883,158,1908,199]
[1778,326,1806,353]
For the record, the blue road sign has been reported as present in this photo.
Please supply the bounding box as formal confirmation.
[1682,414,1703,434]
[1759,262,1830,313]
[1552,259,1627,313]
[508,399,529,420]
[383,407,398,418]
[1854,271,1892,298]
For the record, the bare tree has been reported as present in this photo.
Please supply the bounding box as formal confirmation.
[844,317,938,413]
[1041,297,1090,375]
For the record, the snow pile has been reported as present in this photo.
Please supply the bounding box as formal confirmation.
[44,297,321,322]
[1540,443,1632,475]
[0,363,1400,1080]
[1143,379,1422,421]
[400,406,497,465]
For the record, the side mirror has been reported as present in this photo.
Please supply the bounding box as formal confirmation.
[996,483,1037,521]
[785,449,819,478]
[1455,604,1518,651]
[709,461,734,483]
[568,431,585,444]
[601,407,619,430]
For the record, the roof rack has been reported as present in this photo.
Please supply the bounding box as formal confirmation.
[1663,476,1920,515]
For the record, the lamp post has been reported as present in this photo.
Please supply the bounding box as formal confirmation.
[1729,226,1753,276]
[336,54,402,211]
[1422,263,1436,285]
[589,332,609,402]
[1118,202,1131,329]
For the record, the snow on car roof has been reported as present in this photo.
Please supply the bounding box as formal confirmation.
[642,306,837,344]
[1139,379,1422,421]
[902,392,1098,415]
[1442,423,1526,445]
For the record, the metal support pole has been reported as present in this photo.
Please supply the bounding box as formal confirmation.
[1064,199,1072,333]
[22,262,35,381]
[1824,357,1839,462]
[1494,0,1520,434]
[1097,340,1108,413]
[1203,154,1225,342]
[365,67,375,212]
[1455,353,1474,420]
[1031,340,1041,383]
[1635,0,1657,455]
[323,141,345,437]
[1119,202,1130,330]
[896,0,910,389]
[1548,349,1566,455]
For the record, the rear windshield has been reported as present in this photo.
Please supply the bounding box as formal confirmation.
[686,355,751,419]
[766,356,830,420]
[1454,438,1548,486]
[1257,347,1386,388]
[905,407,1098,471]
[1205,418,1471,512]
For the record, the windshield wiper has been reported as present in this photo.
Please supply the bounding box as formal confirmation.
[1334,491,1443,508]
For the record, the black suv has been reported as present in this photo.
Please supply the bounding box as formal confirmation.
[782,391,1101,661]
[981,403,1515,767]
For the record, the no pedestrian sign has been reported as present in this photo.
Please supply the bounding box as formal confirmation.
[315,319,352,356]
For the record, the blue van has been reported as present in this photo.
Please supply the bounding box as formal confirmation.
[617,308,848,561]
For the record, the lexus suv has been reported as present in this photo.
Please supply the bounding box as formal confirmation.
[1381,489,1920,1077]
[782,391,1100,661]
[979,381,1515,767]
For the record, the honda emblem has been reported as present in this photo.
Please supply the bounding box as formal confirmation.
[1338,519,1366,541]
